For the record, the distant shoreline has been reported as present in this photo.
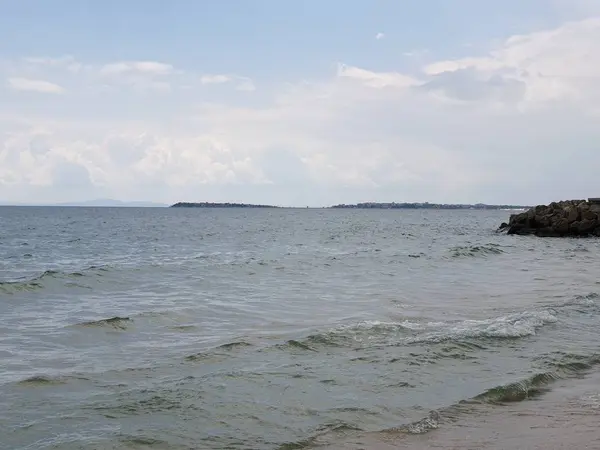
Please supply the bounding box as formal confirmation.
[0,201,530,209]
[329,202,529,210]
[171,202,280,209]
[171,202,530,210]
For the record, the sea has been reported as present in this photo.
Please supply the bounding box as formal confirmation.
[2,206,600,450]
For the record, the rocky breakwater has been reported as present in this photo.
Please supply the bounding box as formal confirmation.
[499,200,600,237]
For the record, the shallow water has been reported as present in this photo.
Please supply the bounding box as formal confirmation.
[317,371,600,449]
[2,206,600,449]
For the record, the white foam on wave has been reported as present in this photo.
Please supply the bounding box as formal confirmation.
[577,393,600,409]
[335,311,557,339]
[566,293,599,307]
[313,309,560,347]
[408,310,558,343]
[398,320,447,331]
[329,319,445,334]
[539,293,600,312]
[311,319,436,346]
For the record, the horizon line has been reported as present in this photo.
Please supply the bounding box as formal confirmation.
[0,200,533,209]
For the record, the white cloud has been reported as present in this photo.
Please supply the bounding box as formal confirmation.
[23,55,83,73]
[2,16,600,205]
[423,17,600,104]
[337,63,419,88]
[7,77,65,94]
[235,78,256,92]
[200,74,232,84]
[94,60,178,93]
[100,61,173,76]
[201,74,256,92]
[375,32,385,40]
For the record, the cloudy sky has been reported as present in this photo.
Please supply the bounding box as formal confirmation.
[1,0,600,206]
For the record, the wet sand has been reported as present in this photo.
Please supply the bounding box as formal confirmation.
[315,371,600,450]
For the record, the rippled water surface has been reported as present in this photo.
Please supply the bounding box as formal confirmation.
[2,206,600,449]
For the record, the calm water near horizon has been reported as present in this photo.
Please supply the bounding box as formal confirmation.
[2,206,600,449]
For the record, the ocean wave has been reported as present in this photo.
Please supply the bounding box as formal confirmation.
[17,375,68,386]
[76,316,132,330]
[91,391,199,418]
[276,310,558,355]
[168,325,198,332]
[539,292,600,313]
[449,244,505,258]
[407,310,558,344]
[0,279,44,294]
[64,309,199,333]
[216,341,252,351]
[533,351,600,373]
[394,411,441,434]
[464,358,596,407]
[280,339,318,352]
[471,372,558,404]
[184,341,253,361]
[17,374,89,387]
[390,352,600,436]
[563,292,599,307]
[276,423,361,450]
[0,265,111,294]
[117,435,192,449]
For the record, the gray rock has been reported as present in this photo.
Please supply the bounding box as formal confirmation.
[554,218,571,235]
[536,228,561,237]
[570,221,582,235]
[579,218,598,235]
[582,210,598,221]
[500,200,600,237]
[534,215,550,228]
[566,206,580,222]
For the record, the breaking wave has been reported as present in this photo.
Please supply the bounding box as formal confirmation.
[394,411,442,435]
[391,352,600,436]
[280,361,587,450]
[276,424,362,450]
[407,310,558,343]
[470,372,558,404]
[276,309,559,354]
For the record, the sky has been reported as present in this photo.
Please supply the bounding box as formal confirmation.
[1,0,600,206]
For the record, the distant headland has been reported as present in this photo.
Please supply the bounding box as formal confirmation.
[171,201,529,210]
